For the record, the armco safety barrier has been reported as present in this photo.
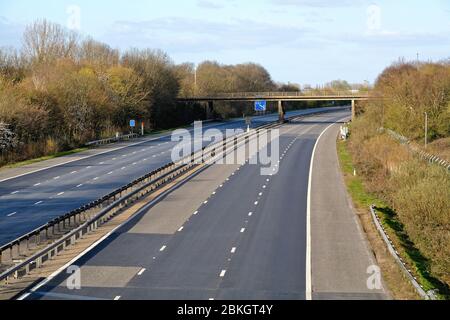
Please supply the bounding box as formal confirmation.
[0,107,345,285]
[0,117,281,284]
[85,133,139,147]
[383,128,450,171]
[369,205,437,300]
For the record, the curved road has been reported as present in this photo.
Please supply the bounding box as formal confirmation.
[0,108,337,246]
[21,108,388,300]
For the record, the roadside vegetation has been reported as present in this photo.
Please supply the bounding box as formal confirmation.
[0,20,271,166]
[345,60,450,298]
[0,20,362,167]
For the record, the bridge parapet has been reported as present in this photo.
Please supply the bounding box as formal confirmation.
[178,91,370,101]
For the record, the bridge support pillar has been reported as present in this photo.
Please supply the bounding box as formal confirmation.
[278,100,285,123]
[351,100,356,121]
[206,101,214,120]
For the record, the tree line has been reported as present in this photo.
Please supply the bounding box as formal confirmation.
[0,20,275,164]
[0,19,362,165]
[365,60,450,141]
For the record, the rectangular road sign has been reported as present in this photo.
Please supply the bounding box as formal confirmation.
[130,120,136,127]
[255,100,267,112]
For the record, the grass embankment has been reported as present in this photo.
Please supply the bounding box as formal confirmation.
[337,136,450,300]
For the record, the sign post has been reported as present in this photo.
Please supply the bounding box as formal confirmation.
[130,119,136,134]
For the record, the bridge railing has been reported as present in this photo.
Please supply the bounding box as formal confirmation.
[178,90,370,99]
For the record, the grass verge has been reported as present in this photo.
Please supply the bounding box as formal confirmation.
[337,139,422,300]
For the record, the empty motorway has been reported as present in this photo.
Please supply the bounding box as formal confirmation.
[20,109,388,300]
[0,108,338,247]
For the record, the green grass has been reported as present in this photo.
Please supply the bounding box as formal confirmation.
[2,148,88,169]
[336,140,385,208]
[336,139,448,299]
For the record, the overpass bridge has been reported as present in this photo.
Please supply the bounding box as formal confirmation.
[177,91,370,121]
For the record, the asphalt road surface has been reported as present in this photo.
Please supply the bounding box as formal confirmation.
[20,108,388,300]
[0,108,340,247]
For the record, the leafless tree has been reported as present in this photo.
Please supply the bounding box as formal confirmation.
[23,19,78,64]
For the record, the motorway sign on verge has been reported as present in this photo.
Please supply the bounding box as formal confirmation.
[130,120,136,127]
[255,100,267,112]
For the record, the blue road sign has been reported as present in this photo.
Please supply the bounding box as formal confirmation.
[255,100,267,112]
[130,120,136,127]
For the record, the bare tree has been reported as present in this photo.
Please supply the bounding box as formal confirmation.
[23,19,78,64]
[78,38,119,70]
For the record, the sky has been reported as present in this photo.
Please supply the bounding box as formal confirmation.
[1,0,449,85]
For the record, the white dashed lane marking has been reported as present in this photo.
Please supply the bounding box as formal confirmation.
[34,201,43,205]
[160,245,167,252]
[137,268,146,276]
[7,212,17,217]
[57,192,64,196]
[231,247,236,254]
[219,270,227,277]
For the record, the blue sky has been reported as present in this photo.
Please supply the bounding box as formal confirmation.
[1,0,449,85]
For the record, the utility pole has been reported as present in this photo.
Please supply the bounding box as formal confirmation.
[424,112,428,148]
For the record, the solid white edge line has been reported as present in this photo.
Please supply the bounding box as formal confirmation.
[306,115,349,301]
[0,120,228,184]
[17,167,202,300]
[16,109,348,301]
[0,109,341,184]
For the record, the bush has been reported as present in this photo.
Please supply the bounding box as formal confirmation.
[388,161,450,285]
[348,60,450,290]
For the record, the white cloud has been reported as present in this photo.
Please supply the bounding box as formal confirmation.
[101,17,310,53]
